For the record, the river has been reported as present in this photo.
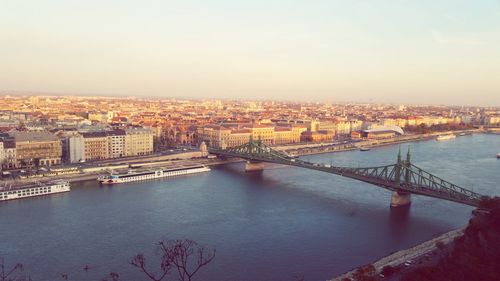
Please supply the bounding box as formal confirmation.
[0,134,499,281]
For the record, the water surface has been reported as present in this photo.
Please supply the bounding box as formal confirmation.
[1,134,499,281]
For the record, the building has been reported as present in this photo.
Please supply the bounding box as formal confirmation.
[10,131,62,167]
[107,130,126,158]
[124,128,154,156]
[487,116,500,125]
[175,126,198,146]
[198,123,306,149]
[82,132,109,161]
[197,125,232,148]
[68,134,85,163]
[274,127,293,145]
[274,126,303,145]
[58,131,85,164]
[224,129,251,148]
[300,130,335,142]
[2,139,16,169]
[351,126,404,140]
[88,112,109,123]
[248,124,275,145]
[317,121,337,132]
[0,140,4,167]
[335,121,352,136]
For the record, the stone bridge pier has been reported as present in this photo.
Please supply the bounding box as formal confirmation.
[390,191,412,207]
[245,160,264,172]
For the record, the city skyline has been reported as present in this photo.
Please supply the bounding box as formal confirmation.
[3,92,500,109]
[2,1,500,106]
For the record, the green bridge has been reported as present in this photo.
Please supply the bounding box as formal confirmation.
[208,140,487,208]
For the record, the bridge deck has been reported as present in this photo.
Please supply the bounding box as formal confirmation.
[208,141,485,207]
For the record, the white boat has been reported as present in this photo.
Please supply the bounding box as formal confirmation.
[496,153,500,159]
[436,134,456,141]
[98,165,210,185]
[359,147,371,151]
[0,180,70,201]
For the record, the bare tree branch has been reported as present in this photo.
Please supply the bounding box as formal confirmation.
[130,253,171,281]
[1,258,25,281]
[158,239,215,281]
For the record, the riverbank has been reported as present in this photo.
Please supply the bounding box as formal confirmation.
[330,227,465,281]
[281,129,480,156]
[0,129,484,186]
[1,158,242,185]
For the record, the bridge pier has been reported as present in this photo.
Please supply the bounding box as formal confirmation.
[245,160,264,172]
[390,191,411,208]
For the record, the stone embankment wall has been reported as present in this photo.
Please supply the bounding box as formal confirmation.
[330,228,465,281]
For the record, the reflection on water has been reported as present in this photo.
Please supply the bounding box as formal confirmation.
[0,134,498,281]
[389,204,412,222]
[388,205,412,243]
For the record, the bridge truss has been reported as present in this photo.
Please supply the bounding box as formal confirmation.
[208,140,486,207]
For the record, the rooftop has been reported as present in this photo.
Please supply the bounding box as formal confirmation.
[10,131,59,142]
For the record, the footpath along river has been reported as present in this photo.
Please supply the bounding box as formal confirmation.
[0,134,499,281]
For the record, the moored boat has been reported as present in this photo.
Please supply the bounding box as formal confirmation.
[0,180,70,201]
[98,165,210,185]
[436,134,456,141]
[359,147,371,151]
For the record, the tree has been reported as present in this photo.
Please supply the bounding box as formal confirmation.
[381,265,396,277]
[352,264,377,281]
[0,258,28,281]
[401,200,500,281]
[130,239,215,281]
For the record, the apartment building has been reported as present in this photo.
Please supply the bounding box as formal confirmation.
[107,130,126,158]
[9,131,62,167]
[124,128,154,156]
[82,132,109,161]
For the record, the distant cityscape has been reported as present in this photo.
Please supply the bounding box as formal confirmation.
[0,95,498,172]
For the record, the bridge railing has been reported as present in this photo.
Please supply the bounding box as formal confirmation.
[208,141,486,207]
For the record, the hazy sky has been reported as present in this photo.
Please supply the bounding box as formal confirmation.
[1,0,499,105]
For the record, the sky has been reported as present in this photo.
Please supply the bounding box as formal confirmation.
[1,0,500,106]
